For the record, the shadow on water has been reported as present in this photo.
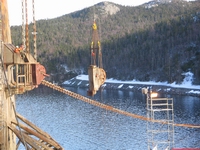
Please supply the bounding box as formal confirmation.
[16,86,200,149]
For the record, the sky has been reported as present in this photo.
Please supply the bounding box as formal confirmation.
[7,0,151,26]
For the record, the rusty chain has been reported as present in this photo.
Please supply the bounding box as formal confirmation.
[41,80,200,128]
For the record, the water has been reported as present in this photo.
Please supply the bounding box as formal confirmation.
[15,86,200,150]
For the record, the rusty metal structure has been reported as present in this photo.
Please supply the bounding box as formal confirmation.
[0,0,199,149]
[87,20,106,96]
[0,0,63,149]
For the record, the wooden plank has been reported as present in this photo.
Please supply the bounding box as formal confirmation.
[16,113,63,149]
[8,123,32,150]
[17,113,51,138]
[8,123,54,150]
[11,120,62,149]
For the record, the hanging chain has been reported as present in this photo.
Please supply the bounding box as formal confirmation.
[21,0,26,50]
[41,80,200,129]
[98,19,103,68]
[32,0,37,60]
[25,0,29,53]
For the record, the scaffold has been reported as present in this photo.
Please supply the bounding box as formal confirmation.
[143,88,174,150]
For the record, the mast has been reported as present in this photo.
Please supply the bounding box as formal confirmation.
[0,0,16,149]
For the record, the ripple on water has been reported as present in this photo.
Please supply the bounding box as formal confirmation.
[16,87,200,149]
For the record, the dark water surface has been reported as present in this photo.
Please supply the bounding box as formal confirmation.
[16,86,200,150]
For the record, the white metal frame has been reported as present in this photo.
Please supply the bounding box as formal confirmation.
[146,90,174,150]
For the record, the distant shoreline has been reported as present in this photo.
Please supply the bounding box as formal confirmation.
[62,77,200,97]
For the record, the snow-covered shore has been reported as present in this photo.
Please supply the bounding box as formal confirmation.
[62,74,200,97]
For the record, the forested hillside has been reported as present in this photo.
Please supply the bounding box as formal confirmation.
[10,0,200,84]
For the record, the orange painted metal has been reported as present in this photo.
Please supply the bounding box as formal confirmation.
[32,64,49,86]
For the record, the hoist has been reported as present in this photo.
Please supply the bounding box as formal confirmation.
[4,0,47,95]
[87,20,106,96]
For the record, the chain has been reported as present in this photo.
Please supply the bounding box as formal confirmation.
[21,0,26,49]
[25,0,29,52]
[41,80,200,129]
[32,0,37,60]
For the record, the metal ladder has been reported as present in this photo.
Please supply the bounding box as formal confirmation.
[146,92,174,150]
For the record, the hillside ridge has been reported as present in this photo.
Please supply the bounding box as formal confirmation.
[10,0,200,85]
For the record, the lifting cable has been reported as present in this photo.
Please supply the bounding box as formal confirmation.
[41,80,200,129]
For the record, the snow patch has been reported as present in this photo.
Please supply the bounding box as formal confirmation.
[63,71,200,94]
[118,84,123,88]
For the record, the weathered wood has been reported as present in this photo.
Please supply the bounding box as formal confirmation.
[8,124,32,150]
[16,140,21,149]
[21,133,54,150]
[17,113,51,138]
[8,123,54,150]
[16,113,63,149]
[11,120,62,149]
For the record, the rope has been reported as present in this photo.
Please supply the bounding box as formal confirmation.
[41,80,200,129]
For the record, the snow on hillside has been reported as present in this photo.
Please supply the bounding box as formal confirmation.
[63,71,200,95]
